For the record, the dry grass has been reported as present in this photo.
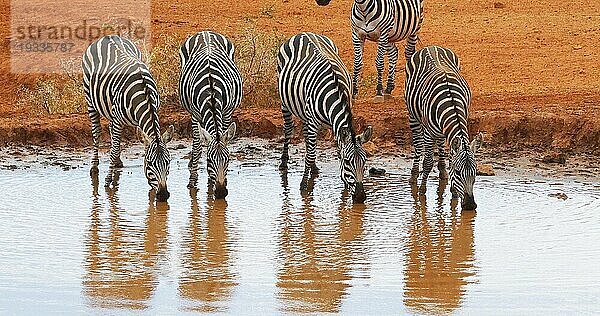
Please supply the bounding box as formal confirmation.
[146,34,185,109]
[235,24,285,108]
[17,59,85,115]
[17,26,285,115]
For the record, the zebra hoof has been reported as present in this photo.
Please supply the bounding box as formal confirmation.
[90,166,99,176]
[187,181,197,189]
[439,170,449,180]
[384,93,394,100]
[373,95,385,103]
[114,159,123,168]
[300,183,308,193]
[310,165,319,175]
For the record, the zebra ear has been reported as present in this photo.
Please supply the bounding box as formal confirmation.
[198,127,213,144]
[222,122,237,144]
[470,133,483,153]
[162,125,174,144]
[357,126,373,144]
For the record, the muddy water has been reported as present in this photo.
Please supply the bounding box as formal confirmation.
[0,141,599,315]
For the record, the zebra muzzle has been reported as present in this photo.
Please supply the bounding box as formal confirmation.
[352,182,366,204]
[156,187,170,202]
[461,194,477,210]
[214,184,228,199]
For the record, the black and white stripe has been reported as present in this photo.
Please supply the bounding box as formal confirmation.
[277,32,373,203]
[319,0,423,100]
[83,35,173,202]
[405,46,481,210]
[179,31,242,199]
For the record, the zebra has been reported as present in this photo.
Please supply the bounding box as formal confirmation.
[317,0,423,102]
[404,46,482,210]
[277,32,373,204]
[82,35,173,202]
[179,31,242,199]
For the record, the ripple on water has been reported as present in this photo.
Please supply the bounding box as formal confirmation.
[0,147,599,314]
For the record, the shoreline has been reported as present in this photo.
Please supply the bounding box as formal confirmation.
[2,137,599,183]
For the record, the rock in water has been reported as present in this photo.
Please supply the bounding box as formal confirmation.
[477,164,495,176]
[548,193,568,200]
[369,167,386,176]
[541,152,567,165]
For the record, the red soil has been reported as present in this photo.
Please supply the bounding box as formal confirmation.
[1,0,599,154]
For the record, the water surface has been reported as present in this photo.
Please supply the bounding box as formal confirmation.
[0,142,599,315]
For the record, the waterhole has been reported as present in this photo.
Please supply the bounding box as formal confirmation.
[0,141,598,314]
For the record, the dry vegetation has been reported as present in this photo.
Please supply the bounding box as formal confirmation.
[235,24,285,108]
[17,59,85,115]
[16,22,285,115]
[147,34,185,109]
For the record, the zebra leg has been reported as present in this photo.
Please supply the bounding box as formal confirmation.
[352,30,365,99]
[419,133,435,195]
[89,109,101,176]
[188,120,202,189]
[279,107,294,170]
[105,122,123,188]
[300,123,318,192]
[384,43,398,98]
[437,138,449,180]
[114,156,123,168]
[409,117,423,183]
[405,33,419,61]
[373,35,388,103]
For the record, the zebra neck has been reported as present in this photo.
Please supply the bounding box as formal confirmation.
[140,123,161,143]
[333,114,354,144]
[136,102,162,142]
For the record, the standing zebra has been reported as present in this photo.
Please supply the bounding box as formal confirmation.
[405,46,482,210]
[317,0,423,102]
[179,31,242,199]
[83,35,174,202]
[278,32,373,203]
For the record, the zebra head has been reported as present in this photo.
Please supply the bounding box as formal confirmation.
[338,126,373,204]
[449,133,483,210]
[143,125,174,202]
[198,123,236,199]
[315,0,332,5]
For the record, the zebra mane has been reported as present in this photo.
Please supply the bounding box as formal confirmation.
[207,72,221,142]
[140,72,162,144]
[331,68,356,141]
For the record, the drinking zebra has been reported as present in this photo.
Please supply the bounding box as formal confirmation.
[317,0,423,102]
[82,35,173,202]
[277,32,373,204]
[405,46,482,210]
[179,31,242,199]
